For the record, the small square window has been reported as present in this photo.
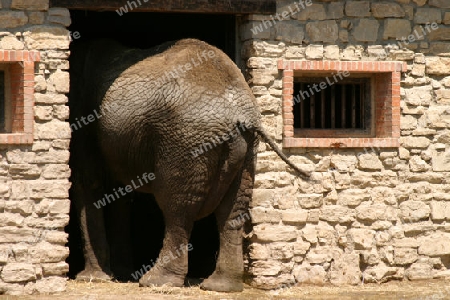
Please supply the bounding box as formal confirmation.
[293,76,372,137]
[0,50,40,144]
[278,60,405,148]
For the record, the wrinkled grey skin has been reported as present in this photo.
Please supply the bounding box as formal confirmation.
[69,38,309,292]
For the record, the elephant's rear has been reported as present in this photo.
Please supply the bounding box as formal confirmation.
[99,39,262,183]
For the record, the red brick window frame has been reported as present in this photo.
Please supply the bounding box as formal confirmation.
[0,50,40,144]
[279,60,406,148]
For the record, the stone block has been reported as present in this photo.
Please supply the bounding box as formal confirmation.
[42,164,70,179]
[430,201,450,221]
[306,20,338,43]
[356,203,389,222]
[429,27,450,41]
[445,12,450,25]
[240,22,271,41]
[409,155,430,172]
[294,240,311,255]
[0,36,24,50]
[337,189,371,207]
[297,193,323,209]
[294,264,327,284]
[0,213,24,227]
[29,242,69,263]
[432,150,450,171]
[249,243,270,260]
[426,57,450,75]
[0,11,28,28]
[414,8,442,24]
[429,0,450,8]
[363,263,403,283]
[281,209,308,224]
[393,237,419,248]
[406,262,432,280]
[47,8,71,27]
[358,154,383,171]
[394,248,418,265]
[320,205,355,223]
[34,150,70,164]
[48,199,70,214]
[329,253,361,285]
[34,93,68,104]
[295,4,326,21]
[35,120,71,140]
[353,19,379,42]
[251,260,281,276]
[9,164,40,179]
[429,43,450,56]
[327,2,344,19]
[48,70,70,93]
[324,45,339,60]
[411,63,425,77]
[383,19,411,40]
[23,25,70,50]
[41,262,69,276]
[33,277,66,294]
[53,105,70,120]
[399,200,430,222]
[0,263,35,283]
[28,12,45,24]
[371,3,405,18]
[271,242,294,260]
[252,224,297,242]
[305,44,323,59]
[274,21,304,44]
[400,136,430,149]
[404,85,433,106]
[348,228,375,250]
[345,1,370,17]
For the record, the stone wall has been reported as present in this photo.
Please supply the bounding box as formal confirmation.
[241,0,450,289]
[0,0,71,295]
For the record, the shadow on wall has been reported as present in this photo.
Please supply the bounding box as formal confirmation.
[65,10,235,281]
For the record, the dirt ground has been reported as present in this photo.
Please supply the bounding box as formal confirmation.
[1,279,450,300]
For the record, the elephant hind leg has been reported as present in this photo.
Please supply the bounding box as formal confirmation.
[72,179,112,282]
[138,199,200,287]
[200,136,257,292]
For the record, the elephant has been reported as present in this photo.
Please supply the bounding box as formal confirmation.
[68,38,310,292]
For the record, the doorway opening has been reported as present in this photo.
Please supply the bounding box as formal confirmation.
[66,10,236,282]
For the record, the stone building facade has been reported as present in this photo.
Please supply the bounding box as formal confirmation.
[0,0,450,295]
[242,0,450,289]
[0,0,71,295]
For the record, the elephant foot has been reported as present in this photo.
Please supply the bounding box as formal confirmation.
[75,269,112,282]
[139,265,184,287]
[200,272,243,292]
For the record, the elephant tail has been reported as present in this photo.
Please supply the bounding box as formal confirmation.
[255,127,311,179]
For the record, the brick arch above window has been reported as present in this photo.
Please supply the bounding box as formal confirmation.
[278,60,407,149]
[0,50,40,144]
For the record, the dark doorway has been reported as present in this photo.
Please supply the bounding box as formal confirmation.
[66,10,235,282]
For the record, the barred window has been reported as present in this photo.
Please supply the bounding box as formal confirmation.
[293,76,373,138]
